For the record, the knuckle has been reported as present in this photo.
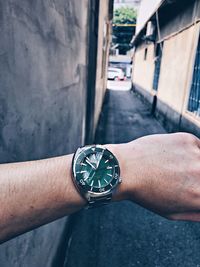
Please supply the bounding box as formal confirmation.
[187,178,200,199]
[187,186,200,200]
[178,133,198,145]
[188,134,199,144]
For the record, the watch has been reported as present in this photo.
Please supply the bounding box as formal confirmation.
[72,145,122,208]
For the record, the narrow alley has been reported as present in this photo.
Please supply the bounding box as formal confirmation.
[1,1,200,266]
[65,89,200,267]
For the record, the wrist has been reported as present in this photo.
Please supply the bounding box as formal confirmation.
[62,154,87,209]
[105,143,132,202]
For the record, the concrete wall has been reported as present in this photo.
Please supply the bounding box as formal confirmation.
[154,24,196,131]
[158,0,199,41]
[0,0,89,163]
[133,43,155,93]
[94,0,113,131]
[132,0,200,135]
[157,25,197,114]
[136,0,161,34]
[0,0,110,266]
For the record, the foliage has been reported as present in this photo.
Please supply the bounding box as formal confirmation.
[112,7,137,54]
[113,7,137,25]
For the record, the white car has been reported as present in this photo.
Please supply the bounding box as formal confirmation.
[108,67,125,81]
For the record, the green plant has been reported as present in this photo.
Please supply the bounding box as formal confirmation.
[112,7,137,54]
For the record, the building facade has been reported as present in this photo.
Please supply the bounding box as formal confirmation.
[0,0,113,265]
[132,0,200,137]
[136,0,161,33]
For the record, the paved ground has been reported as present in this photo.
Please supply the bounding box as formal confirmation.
[64,87,200,267]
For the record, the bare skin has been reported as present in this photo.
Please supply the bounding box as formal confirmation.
[113,132,200,220]
[0,132,199,243]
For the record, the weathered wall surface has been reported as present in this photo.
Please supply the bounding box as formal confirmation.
[0,0,89,163]
[0,218,68,267]
[132,0,200,134]
[132,43,155,93]
[157,25,197,114]
[94,0,112,131]
[158,0,198,41]
[0,0,106,266]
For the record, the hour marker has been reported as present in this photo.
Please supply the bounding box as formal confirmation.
[81,163,87,166]
[107,173,112,177]
[80,170,87,173]
[98,180,101,187]
[91,180,94,186]
[104,178,108,183]
[106,166,112,169]
[84,176,89,181]
[105,160,109,163]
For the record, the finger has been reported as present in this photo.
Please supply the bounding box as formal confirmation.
[170,212,200,222]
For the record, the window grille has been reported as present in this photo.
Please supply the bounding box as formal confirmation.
[144,48,148,60]
[153,43,162,91]
[188,37,200,117]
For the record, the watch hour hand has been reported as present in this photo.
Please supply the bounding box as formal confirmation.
[86,158,96,170]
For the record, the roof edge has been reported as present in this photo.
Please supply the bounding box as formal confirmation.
[132,0,172,46]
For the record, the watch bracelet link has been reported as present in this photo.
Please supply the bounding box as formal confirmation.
[86,193,112,209]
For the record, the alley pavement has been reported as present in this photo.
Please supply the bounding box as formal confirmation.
[64,86,200,267]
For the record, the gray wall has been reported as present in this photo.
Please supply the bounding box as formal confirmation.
[0,0,95,266]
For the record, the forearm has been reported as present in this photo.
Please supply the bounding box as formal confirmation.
[0,154,86,243]
[1,132,199,243]
[0,143,129,243]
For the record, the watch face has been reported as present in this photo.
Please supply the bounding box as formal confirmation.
[72,146,120,194]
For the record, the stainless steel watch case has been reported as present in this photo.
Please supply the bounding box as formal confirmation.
[72,145,122,207]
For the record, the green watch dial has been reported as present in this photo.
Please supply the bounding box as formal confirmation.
[73,146,120,194]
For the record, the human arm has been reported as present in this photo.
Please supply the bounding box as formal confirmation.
[0,154,86,243]
[0,132,200,243]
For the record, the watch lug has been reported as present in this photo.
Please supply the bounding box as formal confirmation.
[84,192,92,201]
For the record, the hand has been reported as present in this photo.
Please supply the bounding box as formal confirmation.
[112,133,200,221]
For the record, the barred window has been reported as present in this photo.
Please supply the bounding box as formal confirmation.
[152,43,162,91]
[188,37,200,117]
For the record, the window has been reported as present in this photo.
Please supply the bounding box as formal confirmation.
[152,43,163,91]
[188,37,200,117]
[144,48,148,60]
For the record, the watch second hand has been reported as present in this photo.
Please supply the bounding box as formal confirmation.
[96,152,104,169]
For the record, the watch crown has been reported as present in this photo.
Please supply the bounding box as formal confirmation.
[119,178,122,183]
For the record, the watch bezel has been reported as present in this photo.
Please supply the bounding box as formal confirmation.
[72,145,121,199]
